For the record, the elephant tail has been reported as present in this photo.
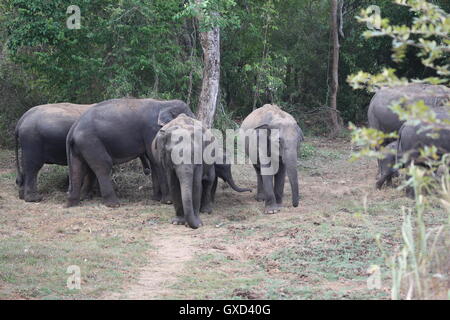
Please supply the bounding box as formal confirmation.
[66,123,77,194]
[15,127,23,187]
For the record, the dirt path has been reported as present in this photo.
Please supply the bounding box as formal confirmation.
[103,225,201,300]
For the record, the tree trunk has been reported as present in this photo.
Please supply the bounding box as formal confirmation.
[329,0,342,136]
[195,2,221,129]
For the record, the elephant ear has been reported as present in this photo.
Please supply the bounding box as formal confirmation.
[158,108,175,126]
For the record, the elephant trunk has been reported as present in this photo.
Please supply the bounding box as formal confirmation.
[178,168,201,229]
[217,164,252,193]
[284,147,299,207]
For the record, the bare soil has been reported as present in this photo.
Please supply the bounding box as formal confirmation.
[0,136,447,300]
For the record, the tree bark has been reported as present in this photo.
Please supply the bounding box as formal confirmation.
[195,1,221,129]
[329,0,342,136]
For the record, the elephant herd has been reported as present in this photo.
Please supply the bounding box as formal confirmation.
[14,83,450,228]
[15,98,300,229]
[368,84,450,192]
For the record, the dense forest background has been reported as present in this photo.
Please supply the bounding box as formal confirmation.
[0,0,449,147]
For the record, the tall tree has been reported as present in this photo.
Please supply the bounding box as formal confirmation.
[329,0,342,135]
[195,0,221,128]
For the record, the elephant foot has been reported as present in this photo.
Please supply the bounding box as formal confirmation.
[264,204,281,215]
[143,168,151,176]
[18,189,24,200]
[65,198,80,208]
[172,217,186,225]
[185,216,203,229]
[161,196,173,205]
[255,194,265,202]
[200,205,213,214]
[24,193,43,203]
[81,192,94,201]
[104,200,120,208]
[151,193,162,202]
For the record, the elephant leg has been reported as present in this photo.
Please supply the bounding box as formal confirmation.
[81,142,119,208]
[274,161,286,205]
[148,153,172,204]
[66,153,88,207]
[253,165,265,202]
[22,149,44,202]
[149,158,162,201]
[193,165,203,216]
[211,177,218,203]
[261,174,279,214]
[80,167,96,200]
[139,155,151,176]
[201,166,215,214]
[177,165,202,229]
[169,170,185,225]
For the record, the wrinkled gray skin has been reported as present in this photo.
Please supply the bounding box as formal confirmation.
[15,103,151,202]
[368,84,450,135]
[66,98,194,208]
[398,117,450,197]
[15,103,93,202]
[376,141,400,190]
[241,104,303,214]
[368,84,450,184]
[152,114,216,229]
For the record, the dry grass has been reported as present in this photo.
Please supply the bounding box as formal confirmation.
[0,136,447,299]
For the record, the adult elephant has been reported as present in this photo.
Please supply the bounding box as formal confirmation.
[15,103,151,202]
[368,83,449,135]
[398,118,450,197]
[15,103,94,202]
[368,84,449,185]
[240,104,303,214]
[152,114,217,229]
[66,98,194,208]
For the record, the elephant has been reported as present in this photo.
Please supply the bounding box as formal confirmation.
[152,114,217,229]
[375,141,400,190]
[368,83,449,184]
[66,98,194,208]
[240,104,303,214]
[15,103,93,202]
[15,103,151,202]
[368,84,449,135]
[398,117,450,197]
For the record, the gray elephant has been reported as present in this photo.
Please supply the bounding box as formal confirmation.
[398,117,450,197]
[375,141,400,190]
[15,103,94,202]
[15,102,151,202]
[240,104,303,214]
[152,114,217,229]
[368,84,449,134]
[66,98,194,208]
[368,84,449,185]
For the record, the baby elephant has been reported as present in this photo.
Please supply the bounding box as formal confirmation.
[376,141,400,189]
[241,104,304,214]
[152,114,217,229]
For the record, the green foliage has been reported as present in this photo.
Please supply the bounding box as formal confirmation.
[348,0,449,300]
[0,0,449,147]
